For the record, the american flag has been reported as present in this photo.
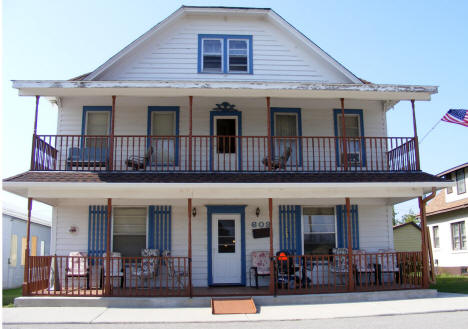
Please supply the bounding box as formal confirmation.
[441,109,468,127]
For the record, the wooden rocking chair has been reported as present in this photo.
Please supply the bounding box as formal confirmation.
[262,146,292,170]
[125,146,153,170]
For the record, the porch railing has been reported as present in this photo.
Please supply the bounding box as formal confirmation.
[31,135,418,172]
[25,255,190,297]
[272,251,423,295]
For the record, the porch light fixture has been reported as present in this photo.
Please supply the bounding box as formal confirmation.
[68,226,78,234]
[192,207,197,217]
[255,207,260,217]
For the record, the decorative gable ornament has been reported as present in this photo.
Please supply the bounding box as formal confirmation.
[213,102,238,112]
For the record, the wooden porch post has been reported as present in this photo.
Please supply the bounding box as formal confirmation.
[268,198,274,294]
[108,96,116,170]
[411,99,421,170]
[105,198,112,296]
[189,96,193,171]
[266,97,272,171]
[345,197,354,291]
[187,198,193,297]
[340,98,348,171]
[30,96,40,170]
[419,187,436,288]
[22,197,33,295]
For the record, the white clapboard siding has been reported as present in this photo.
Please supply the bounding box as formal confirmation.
[54,200,393,287]
[55,96,386,171]
[95,15,354,83]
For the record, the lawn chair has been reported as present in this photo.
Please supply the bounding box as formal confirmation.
[125,146,153,170]
[262,146,292,170]
[102,252,125,288]
[330,248,349,285]
[65,251,89,290]
[130,249,159,288]
[352,250,375,286]
[163,250,189,289]
[250,251,271,289]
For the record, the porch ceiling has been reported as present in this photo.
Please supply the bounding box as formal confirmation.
[3,171,451,206]
[12,80,437,101]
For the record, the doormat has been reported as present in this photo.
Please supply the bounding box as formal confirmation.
[211,297,257,314]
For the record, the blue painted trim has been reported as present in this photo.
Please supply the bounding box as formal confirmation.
[148,205,172,251]
[270,108,303,167]
[295,205,302,255]
[88,205,109,259]
[147,106,180,167]
[206,205,247,286]
[279,205,302,254]
[198,34,253,74]
[209,109,242,171]
[333,109,366,167]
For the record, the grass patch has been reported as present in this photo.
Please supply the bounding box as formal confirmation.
[430,274,468,294]
[3,287,22,307]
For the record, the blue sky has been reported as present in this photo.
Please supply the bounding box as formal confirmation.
[2,0,468,219]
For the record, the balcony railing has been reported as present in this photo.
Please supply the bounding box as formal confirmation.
[31,135,418,172]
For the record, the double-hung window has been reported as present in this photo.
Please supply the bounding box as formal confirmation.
[82,107,111,148]
[451,221,466,250]
[303,207,336,255]
[456,169,466,194]
[432,226,440,248]
[199,35,252,74]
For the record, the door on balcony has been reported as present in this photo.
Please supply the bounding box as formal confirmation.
[211,214,242,285]
[212,116,238,171]
[272,109,301,168]
[149,107,179,167]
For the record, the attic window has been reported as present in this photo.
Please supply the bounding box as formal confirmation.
[199,34,252,74]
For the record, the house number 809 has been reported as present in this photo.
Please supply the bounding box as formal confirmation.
[251,221,270,228]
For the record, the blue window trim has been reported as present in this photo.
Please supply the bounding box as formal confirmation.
[81,106,112,147]
[336,205,359,249]
[270,107,303,166]
[147,106,180,167]
[198,34,253,74]
[206,205,246,286]
[333,109,366,167]
[209,109,242,171]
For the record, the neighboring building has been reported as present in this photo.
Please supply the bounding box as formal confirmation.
[393,222,421,252]
[3,6,450,298]
[2,208,51,289]
[427,163,468,275]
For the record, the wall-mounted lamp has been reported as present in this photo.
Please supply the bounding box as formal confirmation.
[255,207,261,217]
[68,226,78,234]
[192,207,197,217]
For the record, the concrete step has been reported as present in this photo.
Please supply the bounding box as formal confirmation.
[14,289,438,308]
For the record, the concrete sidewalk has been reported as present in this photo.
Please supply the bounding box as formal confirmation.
[3,293,468,324]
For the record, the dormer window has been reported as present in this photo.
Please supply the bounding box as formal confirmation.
[198,34,252,74]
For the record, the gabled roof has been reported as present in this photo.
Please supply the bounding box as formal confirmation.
[83,6,362,83]
[437,162,468,177]
[393,221,421,231]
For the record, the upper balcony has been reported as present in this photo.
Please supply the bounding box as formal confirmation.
[31,134,418,173]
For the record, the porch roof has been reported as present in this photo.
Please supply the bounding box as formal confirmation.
[3,171,451,206]
[11,80,437,102]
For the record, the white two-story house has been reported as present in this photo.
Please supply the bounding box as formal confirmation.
[4,6,450,299]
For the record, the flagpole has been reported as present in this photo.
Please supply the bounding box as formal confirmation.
[419,119,442,144]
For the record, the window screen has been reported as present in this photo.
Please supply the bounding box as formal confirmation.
[228,39,248,72]
[338,116,360,137]
[433,226,440,248]
[216,118,236,153]
[86,112,109,136]
[202,39,223,72]
[31,236,37,256]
